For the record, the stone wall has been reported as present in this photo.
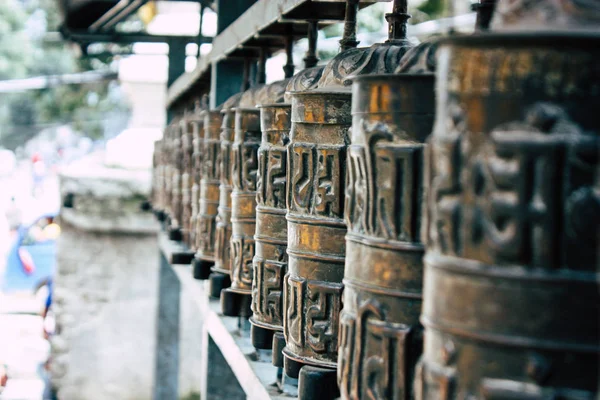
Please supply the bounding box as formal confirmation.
[51,155,202,400]
[51,226,159,400]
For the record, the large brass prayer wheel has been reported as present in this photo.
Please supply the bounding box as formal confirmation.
[169,118,184,240]
[221,87,263,317]
[211,93,243,297]
[283,87,354,376]
[189,109,204,251]
[418,33,600,398]
[180,113,197,247]
[193,109,223,279]
[251,67,324,360]
[338,72,434,400]
[151,139,165,220]
[283,42,412,388]
[250,102,291,347]
[162,123,174,226]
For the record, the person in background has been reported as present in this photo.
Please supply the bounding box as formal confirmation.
[31,153,47,197]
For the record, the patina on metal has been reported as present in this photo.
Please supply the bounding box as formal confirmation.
[220,85,265,317]
[161,122,174,228]
[168,117,184,241]
[192,106,224,280]
[250,102,291,347]
[181,109,198,247]
[250,26,322,352]
[152,138,166,221]
[189,100,207,253]
[417,32,600,399]
[338,41,436,400]
[221,47,279,317]
[282,2,413,394]
[209,91,244,298]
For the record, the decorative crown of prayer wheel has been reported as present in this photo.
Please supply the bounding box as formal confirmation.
[210,92,244,297]
[338,42,436,400]
[192,107,223,280]
[282,2,413,394]
[221,85,268,317]
[417,32,600,399]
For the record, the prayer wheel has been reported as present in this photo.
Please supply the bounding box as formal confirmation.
[152,138,166,221]
[418,28,600,400]
[168,118,184,240]
[250,28,322,352]
[180,112,197,247]
[338,42,436,400]
[248,77,303,346]
[250,101,291,347]
[282,3,412,396]
[209,92,243,298]
[189,104,205,252]
[192,108,223,280]
[221,86,266,317]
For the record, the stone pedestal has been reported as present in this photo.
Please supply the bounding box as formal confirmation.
[50,153,202,400]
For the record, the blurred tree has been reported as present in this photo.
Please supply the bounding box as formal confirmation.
[0,0,130,150]
[0,0,33,80]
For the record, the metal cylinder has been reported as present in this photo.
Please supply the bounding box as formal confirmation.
[338,72,435,400]
[189,110,204,251]
[211,93,243,296]
[283,88,351,374]
[250,67,324,359]
[169,118,184,240]
[193,109,223,279]
[162,122,174,227]
[221,100,262,317]
[282,41,412,386]
[250,103,290,345]
[151,138,165,220]
[418,33,600,399]
[181,114,197,247]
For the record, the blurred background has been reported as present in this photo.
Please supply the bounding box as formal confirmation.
[0,0,471,398]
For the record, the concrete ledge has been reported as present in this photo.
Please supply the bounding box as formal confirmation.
[160,231,290,400]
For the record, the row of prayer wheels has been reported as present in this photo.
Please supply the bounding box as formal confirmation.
[151,0,600,398]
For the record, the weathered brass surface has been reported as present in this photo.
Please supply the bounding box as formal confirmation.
[151,138,165,219]
[338,71,434,400]
[283,88,351,373]
[249,78,294,347]
[211,92,244,291]
[221,94,262,317]
[282,1,412,385]
[188,108,204,251]
[250,102,290,345]
[193,109,223,279]
[417,33,600,399]
[168,118,184,240]
[181,113,197,247]
[162,122,174,226]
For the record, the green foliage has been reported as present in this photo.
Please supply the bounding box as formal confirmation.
[0,0,130,149]
[322,3,388,38]
[0,0,32,79]
[411,0,447,23]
